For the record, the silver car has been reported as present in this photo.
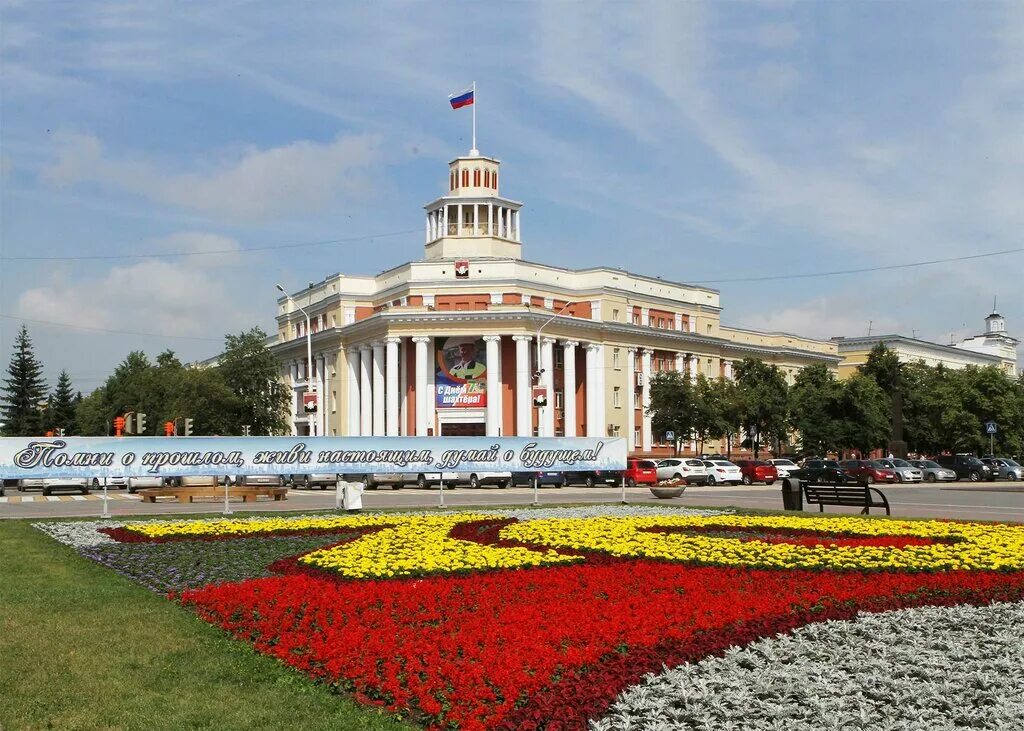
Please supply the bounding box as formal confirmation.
[233,474,284,487]
[982,458,1023,481]
[128,475,167,493]
[908,460,958,483]
[878,458,923,484]
[290,473,338,489]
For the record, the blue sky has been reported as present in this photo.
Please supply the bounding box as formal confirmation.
[2,1,1023,392]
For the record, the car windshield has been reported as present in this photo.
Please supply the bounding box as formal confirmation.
[963,457,983,466]
[638,460,657,468]
[712,461,736,467]
[823,461,840,468]
[920,460,940,468]
[891,459,912,467]
[657,460,676,466]
[685,460,704,467]
[867,461,888,469]
[1005,459,1020,467]
[773,459,797,466]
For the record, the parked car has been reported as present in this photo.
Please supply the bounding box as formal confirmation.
[908,459,958,483]
[233,474,284,487]
[733,459,779,486]
[563,469,622,487]
[788,466,861,485]
[840,460,897,485]
[176,475,221,487]
[982,457,1023,481]
[767,458,799,478]
[802,459,841,471]
[700,459,743,485]
[655,458,709,485]
[128,475,167,493]
[876,458,923,484]
[440,472,513,488]
[17,477,46,492]
[510,471,566,487]
[40,477,91,496]
[623,459,658,487]
[360,473,409,490]
[290,473,339,489]
[100,476,128,490]
[933,455,995,482]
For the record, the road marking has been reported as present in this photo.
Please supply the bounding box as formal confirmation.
[71,495,88,501]
[45,496,61,502]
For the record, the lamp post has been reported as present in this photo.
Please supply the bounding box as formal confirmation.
[528,301,575,438]
[276,283,316,437]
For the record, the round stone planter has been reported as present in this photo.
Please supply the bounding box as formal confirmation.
[650,485,685,499]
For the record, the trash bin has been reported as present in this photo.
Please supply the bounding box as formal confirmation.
[781,477,803,511]
[343,481,364,511]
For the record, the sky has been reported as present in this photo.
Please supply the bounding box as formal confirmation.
[2,1,1023,393]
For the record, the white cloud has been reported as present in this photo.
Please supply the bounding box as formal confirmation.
[41,131,382,223]
[729,296,901,341]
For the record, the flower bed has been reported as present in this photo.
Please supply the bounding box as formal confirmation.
[36,508,1024,730]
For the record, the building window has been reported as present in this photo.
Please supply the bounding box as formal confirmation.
[634,392,641,409]
[484,170,490,187]
[492,172,498,189]
[462,169,469,187]
[632,312,642,325]
[612,308,620,321]
[634,427,641,445]
[554,391,564,409]
[612,424,621,437]
[613,348,621,369]
[554,348,564,369]
[707,324,712,334]
[331,390,337,413]
[555,426,565,437]
[450,171,456,190]
[473,169,481,186]
[613,387,621,407]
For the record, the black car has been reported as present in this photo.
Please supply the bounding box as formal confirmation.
[933,455,995,482]
[563,470,622,487]
[510,471,565,487]
[791,459,862,485]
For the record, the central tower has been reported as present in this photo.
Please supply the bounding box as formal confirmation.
[422,151,523,260]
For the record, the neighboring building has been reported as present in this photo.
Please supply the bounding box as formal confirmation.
[834,310,1018,379]
[271,144,839,456]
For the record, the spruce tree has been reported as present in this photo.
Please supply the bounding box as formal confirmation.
[1,325,48,436]
[47,369,77,436]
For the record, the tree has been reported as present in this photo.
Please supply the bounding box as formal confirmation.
[646,371,696,456]
[218,328,289,435]
[46,369,78,435]
[837,374,889,457]
[732,358,789,458]
[1,325,48,436]
[692,375,732,455]
[788,364,842,457]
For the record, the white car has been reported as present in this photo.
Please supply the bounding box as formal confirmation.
[701,460,743,485]
[128,475,166,493]
[767,459,799,478]
[40,477,91,496]
[441,471,513,488]
[655,458,709,485]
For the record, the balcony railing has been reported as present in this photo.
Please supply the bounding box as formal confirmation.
[446,222,515,238]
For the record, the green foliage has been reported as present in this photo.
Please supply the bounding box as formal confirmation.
[789,364,843,456]
[860,343,902,395]
[647,370,696,456]
[837,374,890,456]
[732,358,789,458]
[46,370,78,435]
[219,328,290,436]
[693,375,739,455]
[1,325,48,436]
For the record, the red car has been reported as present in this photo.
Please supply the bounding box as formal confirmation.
[733,460,779,485]
[840,459,897,484]
[624,459,658,487]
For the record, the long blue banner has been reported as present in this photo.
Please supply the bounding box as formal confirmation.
[0,436,626,479]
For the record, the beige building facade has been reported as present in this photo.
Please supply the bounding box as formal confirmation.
[271,148,839,456]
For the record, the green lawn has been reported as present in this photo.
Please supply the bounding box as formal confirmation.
[0,519,414,731]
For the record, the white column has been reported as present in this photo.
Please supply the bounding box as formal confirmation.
[483,336,502,436]
[317,354,327,436]
[289,361,299,436]
[688,354,698,383]
[585,344,597,437]
[372,342,385,436]
[385,338,400,436]
[400,339,408,435]
[675,352,686,373]
[413,337,430,436]
[359,346,373,435]
[426,339,436,435]
[541,337,555,437]
[642,348,653,452]
[724,360,734,380]
[640,307,650,327]
[595,344,606,437]
[457,203,463,236]
[514,335,532,437]
[346,348,360,436]
[626,348,636,450]
[562,340,578,438]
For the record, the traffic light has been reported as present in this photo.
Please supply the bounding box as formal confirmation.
[164,421,174,436]
[56,428,65,437]
[122,412,135,434]
[136,412,147,434]
[45,430,54,437]
[114,416,126,436]
[183,418,193,436]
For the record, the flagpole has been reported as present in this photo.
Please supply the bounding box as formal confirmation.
[471,81,477,156]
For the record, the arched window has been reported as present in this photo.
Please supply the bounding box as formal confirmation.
[462,169,469,187]
[492,172,498,189]
[473,169,481,186]
[450,171,456,190]
[483,170,490,187]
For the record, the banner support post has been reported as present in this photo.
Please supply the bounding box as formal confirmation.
[101,477,110,519]
[621,472,627,505]
[222,476,233,516]
[532,476,539,506]
[336,475,343,510]
[439,478,445,509]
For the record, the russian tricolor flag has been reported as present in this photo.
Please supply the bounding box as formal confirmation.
[449,88,474,109]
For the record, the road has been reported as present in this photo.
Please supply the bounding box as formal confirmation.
[3,482,1024,522]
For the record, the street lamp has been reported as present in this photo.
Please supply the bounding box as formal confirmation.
[527,300,575,438]
[276,283,316,437]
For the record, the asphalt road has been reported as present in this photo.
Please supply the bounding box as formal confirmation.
[3,482,1024,522]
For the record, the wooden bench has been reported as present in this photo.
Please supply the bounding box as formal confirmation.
[136,486,288,504]
[803,482,890,515]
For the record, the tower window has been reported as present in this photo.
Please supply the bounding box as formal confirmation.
[492,172,498,189]
[450,171,455,190]
[462,169,469,187]
[473,169,481,186]
[484,170,490,187]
